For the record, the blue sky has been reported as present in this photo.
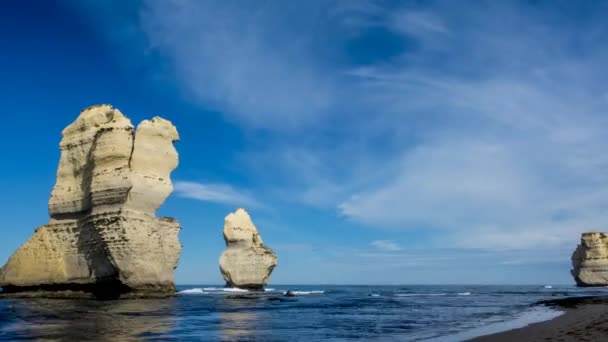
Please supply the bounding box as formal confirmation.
[2,0,607,285]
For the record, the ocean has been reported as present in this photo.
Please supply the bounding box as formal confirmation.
[0,285,606,341]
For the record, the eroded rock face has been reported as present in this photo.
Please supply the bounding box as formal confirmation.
[219,209,277,289]
[0,105,181,298]
[571,232,608,286]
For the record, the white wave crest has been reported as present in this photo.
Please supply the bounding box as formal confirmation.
[223,287,249,293]
[395,292,471,297]
[178,288,206,294]
[180,287,250,294]
[396,293,447,297]
[283,290,325,295]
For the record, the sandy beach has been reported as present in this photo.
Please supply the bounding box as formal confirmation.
[470,296,608,342]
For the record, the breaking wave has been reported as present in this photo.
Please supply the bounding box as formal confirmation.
[179,287,250,294]
[395,292,473,297]
[178,288,206,294]
[396,293,447,297]
[284,290,325,295]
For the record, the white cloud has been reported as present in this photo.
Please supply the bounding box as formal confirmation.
[337,67,608,249]
[330,4,608,250]
[138,1,338,129]
[80,1,608,252]
[390,10,449,47]
[233,3,608,250]
[173,181,258,207]
[370,240,402,252]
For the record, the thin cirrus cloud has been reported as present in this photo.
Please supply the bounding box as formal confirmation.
[335,3,608,249]
[138,1,337,129]
[173,181,258,208]
[370,240,403,252]
[153,1,608,249]
[78,1,608,251]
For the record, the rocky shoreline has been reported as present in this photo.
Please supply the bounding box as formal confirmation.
[0,282,175,299]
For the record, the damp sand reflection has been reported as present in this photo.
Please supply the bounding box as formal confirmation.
[217,295,273,341]
[0,297,177,341]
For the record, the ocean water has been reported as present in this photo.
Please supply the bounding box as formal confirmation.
[0,285,606,341]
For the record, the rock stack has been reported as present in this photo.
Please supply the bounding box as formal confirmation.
[219,209,277,289]
[571,232,608,286]
[0,105,182,298]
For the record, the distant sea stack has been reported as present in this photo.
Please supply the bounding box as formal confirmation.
[571,232,608,286]
[219,209,277,289]
[0,105,182,298]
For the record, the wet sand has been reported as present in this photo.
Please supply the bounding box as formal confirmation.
[469,296,608,342]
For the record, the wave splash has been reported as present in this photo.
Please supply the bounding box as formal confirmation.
[178,287,326,296]
[285,290,325,295]
[395,292,473,297]
[178,287,250,295]
[178,288,206,294]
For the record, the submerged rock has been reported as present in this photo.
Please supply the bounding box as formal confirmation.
[571,232,608,286]
[219,209,277,289]
[0,105,181,298]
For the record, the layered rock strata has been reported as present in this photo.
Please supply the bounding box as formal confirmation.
[219,209,277,289]
[0,105,181,298]
[571,232,608,286]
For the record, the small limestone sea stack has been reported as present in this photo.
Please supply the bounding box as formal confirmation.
[219,209,277,289]
[0,105,182,298]
[571,232,608,286]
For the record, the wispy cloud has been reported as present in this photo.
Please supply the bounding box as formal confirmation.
[275,244,572,284]
[138,1,338,129]
[335,2,608,249]
[370,240,402,252]
[80,1,608,253]
[173,181,258,207]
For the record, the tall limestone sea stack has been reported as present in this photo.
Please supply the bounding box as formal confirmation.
[219,209,277,289]
[0,105,182,298]
[571,232,608,286]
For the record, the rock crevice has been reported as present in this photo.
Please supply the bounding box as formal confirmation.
[0,105,181,298]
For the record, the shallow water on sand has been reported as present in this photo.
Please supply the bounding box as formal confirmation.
[1,285,607,341]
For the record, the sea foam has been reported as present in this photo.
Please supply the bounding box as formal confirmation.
[395,292,472,297]
[396,293,447,297]
[222,287,249,293]
[179,287,250,294]
[283,290,325,295]
[178,288,206,294]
